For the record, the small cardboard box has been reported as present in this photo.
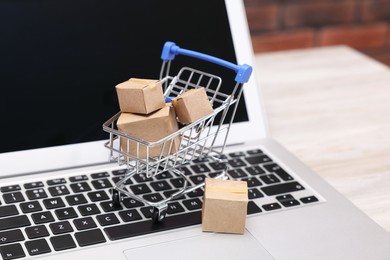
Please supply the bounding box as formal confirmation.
[117,104,181,158]
[116,78,165,114]
[171,87,213,124]
[202,178,248,234]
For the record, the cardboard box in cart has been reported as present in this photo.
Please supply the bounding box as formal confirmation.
[115,78,165,114]
[172,87,214,124]
[117,104,181,158]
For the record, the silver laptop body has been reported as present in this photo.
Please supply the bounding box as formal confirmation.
[1,0,389,259]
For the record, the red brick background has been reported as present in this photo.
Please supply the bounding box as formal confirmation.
[245,0,390,66]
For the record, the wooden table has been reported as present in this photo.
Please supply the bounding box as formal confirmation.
[255,46,390,232]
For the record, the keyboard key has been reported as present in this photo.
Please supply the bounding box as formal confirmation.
[170,178,186,188]
[0,243,26,259]
[228,158,247,168]
[0,216,30,231]
[50,234,77,251]
[247,201,262,215]
[75,229,106,247]
[73,217,97,230]
[262,203,282,211]
[248,188,264,199]
[26,238,51,256]
[55,207,78,220]
[182,198,202,211]
[26,188,48,200]
[112,169,127,176]
[143,192,165,203]
[43,197,65,209]
[25,225,49,239]
[119,209,142,222]
[100,201,123,212]
[96,213,120,226]
[48,185,70,196]
[247,149,263,155]
[91,172,110,179]
[166,202,185,215]
[245,166,265,176]
[260,174,281,185]
[3,192,25,204]
[0,230,24,245]
[112,176,132,185]
[49,221,74,235]
[150,180,172,191]
[104,211,201,241]
[176,167,191,176]
[140,207,154,218]
[300,196,319,204]
[155,171,173,179]
[88,190,109,202]
[133,173,151,183]
[279,199,300,207]
[193,157,209,163]
[261,182,305,196]
[189,174,206,185]
[69,175,88,182]
[47,178,66,186]
[24,182,44,190]
[31,211,55,224]
[276,194,300,207]
[0,185,21,193]
[163,190,186,200]
[78,204,100,216]
[227,169,247,179]
[130,184,151,195]
[263,163,293,181]
[0,205,18,218]
[70,182,92,193]
[91,179,112,190]
[19,201,42,213]
[66,194,88,206]
[122,198,144,209]
[245,155,272,165]
[187,188,204,198]
[241,177,262,187]
[190,164,211,174]
[228,151,245,157]
[209,162,227,171]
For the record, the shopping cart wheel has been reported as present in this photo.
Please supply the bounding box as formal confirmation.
[152,204,168,223]
[111,189,121,206]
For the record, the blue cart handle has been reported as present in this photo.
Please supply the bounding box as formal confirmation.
[161,41,252,83]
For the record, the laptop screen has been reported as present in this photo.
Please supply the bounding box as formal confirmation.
[0,0,249,154]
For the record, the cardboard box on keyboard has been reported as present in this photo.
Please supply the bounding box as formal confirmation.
[115,78,165,114]
[117,104,181,159]
[202,178,248,234]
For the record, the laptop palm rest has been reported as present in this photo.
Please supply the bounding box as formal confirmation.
[123,231,274,260]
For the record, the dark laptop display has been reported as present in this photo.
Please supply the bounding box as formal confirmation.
[0,0,248,153]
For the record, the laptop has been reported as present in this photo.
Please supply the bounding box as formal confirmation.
[1,0,390,259]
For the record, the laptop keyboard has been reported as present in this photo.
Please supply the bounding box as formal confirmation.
[0,148,320,259]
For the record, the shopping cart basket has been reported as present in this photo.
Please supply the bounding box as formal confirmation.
[103,41,252,222]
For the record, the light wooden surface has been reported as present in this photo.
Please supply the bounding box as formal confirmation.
[255,46,390,232]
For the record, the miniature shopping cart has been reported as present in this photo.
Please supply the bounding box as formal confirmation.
[103,41,252,222]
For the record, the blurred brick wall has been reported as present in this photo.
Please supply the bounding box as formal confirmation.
[244,0,390,66]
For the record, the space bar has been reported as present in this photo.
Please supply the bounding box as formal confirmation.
[104,211,201,241]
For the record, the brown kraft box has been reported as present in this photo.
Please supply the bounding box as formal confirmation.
[115,78,165,114]
[171,87,213,124]
[117,104,181,158]
[202,178,248,234]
